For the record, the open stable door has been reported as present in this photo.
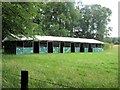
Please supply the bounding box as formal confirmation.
[34,42,39,53]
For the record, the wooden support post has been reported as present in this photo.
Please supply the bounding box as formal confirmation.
[21,71,28,90]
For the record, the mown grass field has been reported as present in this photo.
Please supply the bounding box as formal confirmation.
[2,46,118,88]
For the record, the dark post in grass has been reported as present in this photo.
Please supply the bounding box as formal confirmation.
[21,71,28,90]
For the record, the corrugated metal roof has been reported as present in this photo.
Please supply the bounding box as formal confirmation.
[34,35,104,44]
[3,34,104,44]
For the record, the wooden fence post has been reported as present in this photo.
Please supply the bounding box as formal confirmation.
[21,71,28,90]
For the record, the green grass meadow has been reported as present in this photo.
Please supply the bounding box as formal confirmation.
[2,46,118,88]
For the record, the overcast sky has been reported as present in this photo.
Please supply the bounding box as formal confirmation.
[78,0,119,37]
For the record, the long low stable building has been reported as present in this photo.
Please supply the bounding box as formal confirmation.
[3,34,104,54]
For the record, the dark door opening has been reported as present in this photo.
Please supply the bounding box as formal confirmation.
[60,42,64,53]
[88,44,92,52]
[34,42,39,53]
[48,42,53,53]
[71,43,75,52]
[80,43,84,52]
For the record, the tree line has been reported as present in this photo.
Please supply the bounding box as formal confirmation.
[2,2,112,41]
[104,37,120,44]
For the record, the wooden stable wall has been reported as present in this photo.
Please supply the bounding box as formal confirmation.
[89,44,96,52]
[74,43,81,52]
[16,41,33,54]
[80,43,89,52]
[53,42,60,53]
[3,41,104,54]
[63,42,71,53]
[39,41,48,53]
[4,41,33,54]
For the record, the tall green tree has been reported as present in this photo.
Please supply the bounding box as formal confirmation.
[2,2,80,39]
[2,2,112,41]
[75,4,112,41]
[33,2,80,37]
[2,2,40,39]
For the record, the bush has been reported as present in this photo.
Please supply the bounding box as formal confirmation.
[103,43,113,50]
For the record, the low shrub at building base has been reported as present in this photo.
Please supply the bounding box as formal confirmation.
[103,43,113,50]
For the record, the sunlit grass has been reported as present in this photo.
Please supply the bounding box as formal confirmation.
[2,46,118,88]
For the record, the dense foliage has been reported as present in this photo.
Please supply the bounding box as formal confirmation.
[104,37,120,44]
[75,4,112,41]
[2,2,112,41]
[33,2,80,37]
